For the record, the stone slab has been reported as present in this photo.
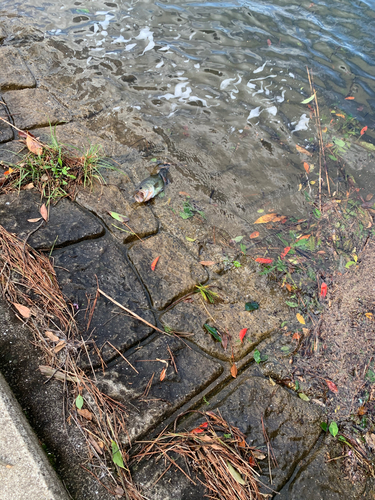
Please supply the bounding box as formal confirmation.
[0,46,36,91]
[128,231,208,310]
[97,335,222,442]
[0,190,104,250]
[2,88,71,131]
[161,261,288,361]
[76,182,158,243]
[0,104,13,143]
[0,371,70,500]
[53,235,155,363]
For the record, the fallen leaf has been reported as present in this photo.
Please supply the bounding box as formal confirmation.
[361,126,368,136]
[26,133,43,156]
[336,113,346,119]
[111,440,125,469]
[254,213,280,224]
[28,217,41,223]
[245,301,259,312]
[40,203,48,221]
[109,211,129,223]
[286,283,293,292]
[75,394,84,409]
[322,127,328,133]
[297,234,310,240]
[320,282,328,298]
[281,246,291,260]
[301,95,315,104]
[24,183,34,190]
[358,405,367,416]
[299,393,310,401]
[12,303,31,319]
[365,194,373,201]
[4,167,14,176]
[296,144,312,156]
[160,366,167,381]
[303,162,310,174]
[250,231,259,239]
[226,462,246,485]
[296,313,305,324]
[231,364,238,378]
[77,408,93,420]
[54,340,66,353]
[114,486,125,497]
[45,331,59,342]
[221,332,228,350]
[179,191,190,196]
[345,96,355,100]
[151,256,160,271]
[238,439,246,448]
[326,379,338,393]
[199,261,216,266]
[255,257,273,264]
[365,312,373,319]
[267,38,271,46]
[239,328,248,343]
[204,324,222,342]
[302,328,309,335]
[292,332,300,341]
[252,450,266,460]
[88,437,103,455]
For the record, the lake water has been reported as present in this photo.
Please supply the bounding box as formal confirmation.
[1,0,375,225]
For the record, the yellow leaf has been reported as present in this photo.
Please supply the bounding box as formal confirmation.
[365,313,373,319]
[254,213,282,224]
[310,181,316,185]
[296,144,312,156]
[296,313,305,324]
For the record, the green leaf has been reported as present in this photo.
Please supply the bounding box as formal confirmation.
[320,422,328,432]
[226,462,246,485]
[333,138,346,148]
[313,208,321,219]
[295,380,300,391]
[233,236,244,243]
[223,433,232,439]
[281,321,288,327]
[109,211,129,223]
[285,301,298,308]
[245,301,259,312]
[75,394,84,409]
[299,393,310,401]
[253,350,261,363]
[180,211,193,219]
[281,346,290,352]
[203,324,222,342]
[329,421,338,437]
[345,261,356,268]
[338,435,349,444]
[301,94,315,104]
[185,237,196,242]
[150,158,158,162]
[328,154,338,161]
[240,243,247,254]
[366,369,375,383]
[111,440,125,468]
[158,191,165,198]
[233,261,241,268]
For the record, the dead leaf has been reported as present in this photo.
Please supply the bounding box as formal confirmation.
[326,379,338,393]
[45,331,59,342]
[250,231,259,239]
[88,437,103,455]
[254,213,281,224]
[24,183,34,190]
[77,408,93,420]
[179,191,190,196]
[285,283,293,292]
[366,194,373,201]
[358,405,367,416]
[303,162,310,174]
[26,133,43,156]
[40,203,48,221]
[160,367,167,381]
[296,144,312,156]
[345,96,355,100]
[365,312,373,319]
[238,439,246,448]
[54,340,66,353]
[199,261,216,266]
[302,328,310,335]
[151,256,160,271]
[296,313,305,324]
[231,364,238,378]
[292,332,300,341]
[252,450,266,460]
[12,303,31,319]
[28,217,41,223]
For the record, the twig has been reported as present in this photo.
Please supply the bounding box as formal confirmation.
[107,341,139,374]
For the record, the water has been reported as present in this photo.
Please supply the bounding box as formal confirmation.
[1,0,375,227]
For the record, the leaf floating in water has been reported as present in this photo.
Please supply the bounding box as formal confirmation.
[267,39,272,46]
[151,256,160,271]
[303,162,310,173]
[245,301,259,312]
[239,328,248,343]
[345,96,355,100]
[255,258,273,264]
[301,94,315,104]
[361,126,368,136]
[226,462,246,485]
[203,324,222,342]
[296,144,313,156]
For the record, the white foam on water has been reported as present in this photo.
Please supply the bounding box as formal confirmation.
[135,27,155,55]
[194,63,200,69]
[112,35,131,44]
[189,32,196,40]
[125,43,137,51]
[220,77,236,90]
[247,106,262,119]
[292,113,310,133]
[253,61,267,73]
[155,61,164,68]
[267,106,278,116]
[276,90,286,103]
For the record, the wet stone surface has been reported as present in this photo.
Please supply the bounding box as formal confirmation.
[0,104,13,143]
[53,235,155,363]
[0,46,35,91]
[2,88,71,130]
[97,334,222,442]
[128,231,208,310]
[0,191,104,250]
[76,182,158,243]
[161,262,288,361]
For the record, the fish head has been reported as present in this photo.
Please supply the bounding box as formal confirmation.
[134,186,154,203]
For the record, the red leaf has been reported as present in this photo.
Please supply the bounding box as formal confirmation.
[320,282,327,298]
[255,258,273,264]
[345,96,355,100]
[361,126,368,136]
[267,39,272,46]
[40,203,48,221]
[199,422,208,429]
[151,256,160,271]
[280,246,291,260]
[239,328,248,343]
[303,162,310,174]
[326,379,338,393]
[250,231,259,239]
[292,332,300,341]
[191,423,207,434]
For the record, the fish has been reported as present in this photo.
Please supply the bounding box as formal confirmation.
[134,167,169,203]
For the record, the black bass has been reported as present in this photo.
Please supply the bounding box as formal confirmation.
[134,168,169,203]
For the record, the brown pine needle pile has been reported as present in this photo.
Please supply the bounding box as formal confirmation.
[135,411,266,500]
